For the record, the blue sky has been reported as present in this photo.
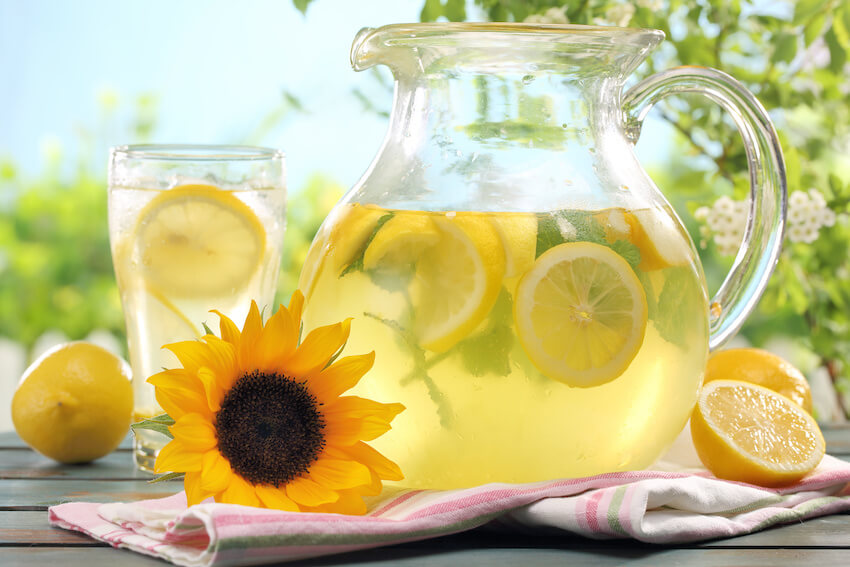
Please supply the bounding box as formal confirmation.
[0,0,423,191]
[0,0,671,192]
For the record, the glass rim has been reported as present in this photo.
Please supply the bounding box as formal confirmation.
[110,144,284,162]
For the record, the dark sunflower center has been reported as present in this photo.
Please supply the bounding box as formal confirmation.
[214,371,325,487]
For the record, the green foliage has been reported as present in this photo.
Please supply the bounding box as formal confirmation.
[418,0,850,410]
[421,0,467,22]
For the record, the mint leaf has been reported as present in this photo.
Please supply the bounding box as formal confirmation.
[608,239,642,269]
[654,267,701,349]
[457,288,514,377]
[367,268,414,294]
[340,213,394,277]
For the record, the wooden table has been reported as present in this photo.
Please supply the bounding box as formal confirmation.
[3,428,850,566]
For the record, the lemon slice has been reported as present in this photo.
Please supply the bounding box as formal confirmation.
[133,184,266,297]
[411,214,506,352]
[327,203,387,274]
[624,209,691,271]
[490,213,537,281]
[363,213,441,270]
[691,380,825,487]
[514,241,648,387]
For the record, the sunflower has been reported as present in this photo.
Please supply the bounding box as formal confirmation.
[147,290,405,515]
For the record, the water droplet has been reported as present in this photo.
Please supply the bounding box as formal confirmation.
[521,74,535,85]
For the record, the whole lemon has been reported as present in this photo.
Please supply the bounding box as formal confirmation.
[11,342,133,463]
[704,348,813,413]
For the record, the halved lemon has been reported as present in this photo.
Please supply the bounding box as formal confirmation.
[691,379,825,487]
[704,348,813,414]
[410,214,506,352]
[514,241,648,387]
[133,184,266,297]
[363,212,441,270]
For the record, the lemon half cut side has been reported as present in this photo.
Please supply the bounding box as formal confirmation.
[691,379,825,487]
[514,241,648,387]
[133,184,266,298]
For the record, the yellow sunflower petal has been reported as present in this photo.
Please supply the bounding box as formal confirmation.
[211,309,242,346]
[199,449,234,493]
[324,417,394,446]
[255,485,300,512]
[200,336,238,384]
[305,489,367,516]
[310,352,375,402]
[148,369,210,418]
[289,290,305,333]
[280,319,352,378]
[340,441,404,481]
[307,458,372,490]
[164,340,215,374]
[219,474,260,507]
[254,305,298,372]
[169,413,217,452]
[359,470,384,496]
[197,367,226,413]
[154,439,203,473]
[323,397,405,422]
[285,476,340,507]
[184,471,214,507]
[238,301,264,373]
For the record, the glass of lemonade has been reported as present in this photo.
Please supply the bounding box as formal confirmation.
[108,145,286,471]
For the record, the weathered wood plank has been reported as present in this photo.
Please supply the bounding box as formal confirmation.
[699,513,850,548]
[0,479,180,509]
[0,431,134,451]
[0,511,105,545]
[5,546,850,567]
[0,448,148,480]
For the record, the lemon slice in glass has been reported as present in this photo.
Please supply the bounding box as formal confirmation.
[514,241,648,387]
[133,184,266,297]
[410,214,506,352]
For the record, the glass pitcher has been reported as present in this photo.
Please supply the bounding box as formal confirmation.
[298,23,786,490]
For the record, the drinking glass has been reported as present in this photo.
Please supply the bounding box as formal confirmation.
[108,145,286,471]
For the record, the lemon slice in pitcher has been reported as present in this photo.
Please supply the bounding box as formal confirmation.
[363,213,441,270]
[133,184,266,297]
[410,214,506,352]
[514,241,647,387]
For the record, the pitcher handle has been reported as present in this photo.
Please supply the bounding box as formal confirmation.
[622,66,787,352]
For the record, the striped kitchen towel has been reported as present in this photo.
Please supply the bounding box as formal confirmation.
[49,454,850,567]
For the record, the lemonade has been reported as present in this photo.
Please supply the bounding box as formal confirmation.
[300,203,709,489]
[109,148,285,472]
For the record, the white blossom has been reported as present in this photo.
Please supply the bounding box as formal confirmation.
[694,188,836,255]
[605,3,635,27]
[637,0,664,10]
[524,6,569,24]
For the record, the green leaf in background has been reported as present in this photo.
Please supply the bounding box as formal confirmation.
[292,0,315,15]
[420,0,467,22]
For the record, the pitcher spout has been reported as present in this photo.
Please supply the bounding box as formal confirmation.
[349,23,665,80]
